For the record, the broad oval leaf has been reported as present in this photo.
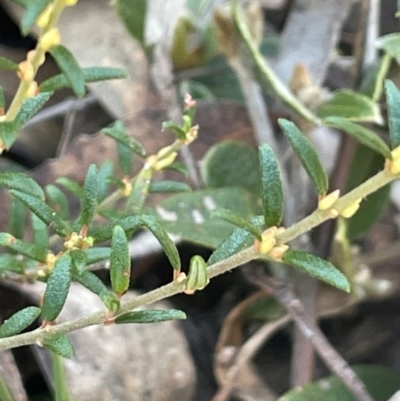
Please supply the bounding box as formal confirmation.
[11,190,68,237]
[71,249,87,274]
[16,92,53,127]
[385,80,400,148]
[0,306,41,338]
[115,309,186,324]
[43,333,73,358]
[79,164,98,228]
[0,55,19,71]
[0,233,47,262]
[102,120,146,157]
[39,67,127,93]
[41,254,72,322]
[139,215,181,271]
[110,225,131,296]
[279,364,400,401]
[0,171,45,199]
[149,180,192,193]
[316,90,383,123]
[50,45,86,98]
[211,208,261,240]
[281,250,350,292]
[324,117,392,159]
[259,143,284,226]
[378,33,400,65]
[278,119,328,195]
[21,0,50,35]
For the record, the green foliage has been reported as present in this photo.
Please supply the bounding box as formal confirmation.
[115,309,186,324]
[79,164,98,228]
[43,333,74,358]
[385,80,400,148]
[185,255,209,291]
[0,56,19,71]
[21,0,51,35]
[0,307,41,338]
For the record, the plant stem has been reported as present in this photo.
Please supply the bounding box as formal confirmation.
[51,352,73,401]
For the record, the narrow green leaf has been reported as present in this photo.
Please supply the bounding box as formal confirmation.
[110,225,131,295]
[51,351,74,401]
[97,160,114,202]
[139,215,181,271]
[117,142,133,176]
[279,118,328,195]
[0,121,19,150]
[324,116,392,159]
[208,216,264,265]
[11,190,68,237]
[21,0,50,35]
[316,90,383,123]
[0,254,24,273]
[32,213,49,249]
[71,249,87,274]
[102,121,146,157]
[42,254,72,321]
[50,45,86,98]
[15,92,53,127]
[114,0,147,47]
[8,197,27,239]
[39,67,127,93]
[385,80,400,148]
[56,177,83,198]
[125,167,153,214]
[43,333,73,358]
[79,164,98,228]
[282,250,350,292]
[0,306,41,338]
[149,180,192,193]
[46,185,70,220]
[115,309,186,324]
[0,233,47,262]
[164,161,190,177]
[73,270,120,312]
[0,171,45,199]
[211,208,261,240]
[0,55,19,71]
[378,33,400,65]
[259,143,284,226]
[85,247,111,265]
[161,121,187,140]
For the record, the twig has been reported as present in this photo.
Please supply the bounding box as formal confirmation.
[254,275,376,401]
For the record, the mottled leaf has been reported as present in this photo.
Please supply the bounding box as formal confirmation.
[0,171,45,199]
[115,309,186,324]
[110,225,131,295]
[79,164,98,227]
[0,307,40,338]
[43,333,73,358]
[385,80,400,148]
[149,180,192,193]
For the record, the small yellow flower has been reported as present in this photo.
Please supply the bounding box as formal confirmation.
[120,180,132,197]
[18,60,34,82]
[40,28,61,51]
[269,244,289,261]
[154,152,177,171]
[26,81,38,98]
[339,198,362,218]
[46,253,57,271]
[255,227,278,254]
[318,189,340,210]
[182,125,199,145]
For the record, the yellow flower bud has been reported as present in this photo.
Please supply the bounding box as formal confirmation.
[40,28,61,51]
[120,181,132,197]
[318,189,340,210]
[154,152,177,171]
[182,125,199,145]
[339,198,362,218]
[26,81,38,98]
[18,60,34,82]
[269,244,289,261]
[37,4,53,28]
[255,227,278,254]
[65,0,79,5]
[46,253,57,270]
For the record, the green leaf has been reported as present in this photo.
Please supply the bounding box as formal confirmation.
[114,0,147,47]
[279,118,329,195]
[259,143,284,226]
[202,140,261,195]
[85,247,111,265]
[0,233,47,262]
[125,167,153,214]
[42,254,72,322]
[46,184,70,220]
[11,190,68,237]
[97,160,114,202]
[385,80,400,148]
[39,67,127,92]
[149,180,192,193]
[115,309,186,324]
[32,213,49,249]
[139,215,181,271]
[345,145,390,239]
[282,250,350,292]
[378,33,400,65]
[156,187,258,248]
[73,270,120,312]
[117,142,133,176]
[0,85,5,110]
[316,90,383,123]
[43,333,73,358]
[324,117,392,159]
[51,351,73,401]
[110,225,131,295]
[161,121,187,140]
[164,161,190,177]
[0,254,24,273]
[208,215,264,265]
[8,197,27,239]
[279,365,400,401]
[21,0,51,35]
[0,306,41,338]
[211,208,261,240]
[16,92,53,127]
[186,255,209,291]
[56,177,83,198]
[71,249,87,274]
[0,121,19,150]
[79,164,98,228]
[0,55,19,71]
[0,171,45,199]
[102,120,147,157]
[50,45,86,98]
